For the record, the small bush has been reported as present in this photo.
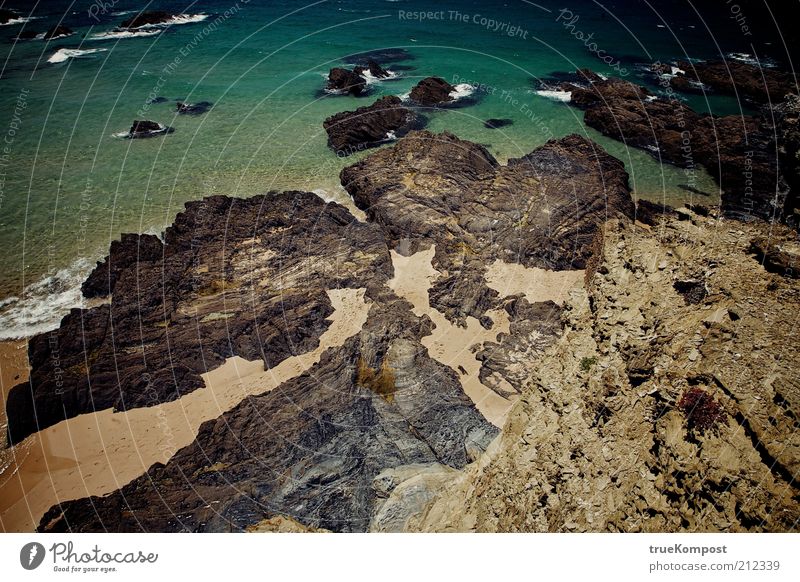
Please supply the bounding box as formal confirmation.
[678,387,728,433]
[580,356,597,372]
[356,357,396,402]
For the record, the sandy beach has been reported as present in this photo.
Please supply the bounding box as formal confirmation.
[0,288,369,533]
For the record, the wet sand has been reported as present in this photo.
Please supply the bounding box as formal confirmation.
[0,340,29,437]
[0,288,369,533]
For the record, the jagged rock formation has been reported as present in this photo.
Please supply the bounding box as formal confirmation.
[81,233,164,298]
[353,59,391,79]
[326,67,367,96]
[403,209,800,532]
[322,96,421,155]
[341,130,634,324]
[552,70,796,223]
[6,192,391,444]
[652,60,795,104]
[38,292,497,532]
[409,77,456,106]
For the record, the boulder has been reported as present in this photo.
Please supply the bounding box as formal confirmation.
[409,77,456,106]
[326,67,367,96]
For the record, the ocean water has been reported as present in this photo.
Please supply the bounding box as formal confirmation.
[0,0,780,338]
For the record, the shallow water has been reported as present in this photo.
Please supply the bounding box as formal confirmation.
[0,0,773,338]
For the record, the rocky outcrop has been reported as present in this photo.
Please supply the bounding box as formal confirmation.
[5,192,391,444]
[43,25,73,40]
[341,130,634,324]
[0,9,18,24]
[37,272,497,533]
[749,236,800,278]
[553,72,787,223]
[654,60,795,104]
[124,120,174,139]
[120,11,174,29]
[772,95,800,227]
[407,209,800,532]
[353,59,391,79]
[326,67,367,96]
[409,77,455,106]
[322,95,420,156]
[81,233,164,298]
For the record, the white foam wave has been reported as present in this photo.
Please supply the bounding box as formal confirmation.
[727,52,776,68]
[361,69,399,84]
[89,29,161,40]
[385,130,397,140]
[536,89,572,102]
[449,83,475,100]
[0,258,95,340]
[135,13,209,29]
[1,16,36,26]
[48,47,108,64]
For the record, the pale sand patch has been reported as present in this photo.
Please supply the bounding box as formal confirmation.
[390,249,584,429]
[0,288,369,532]
[390,248,514,428]
[485,260,584,306]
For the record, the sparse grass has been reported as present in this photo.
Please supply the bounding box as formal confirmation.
[580,356,597,372]
[356,356,396,402]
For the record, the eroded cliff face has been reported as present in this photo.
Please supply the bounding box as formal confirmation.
[401,209,800,533]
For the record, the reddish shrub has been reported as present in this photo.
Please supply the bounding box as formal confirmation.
[678,387,728,433]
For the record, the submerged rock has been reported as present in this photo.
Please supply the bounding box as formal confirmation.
[483,118,513,129]
[176,101,212,115]
[323,95,421,156]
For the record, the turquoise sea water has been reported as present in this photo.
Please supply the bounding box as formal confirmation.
[0,0,778,338]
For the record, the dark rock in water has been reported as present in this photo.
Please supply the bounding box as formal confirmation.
[5,192,393,445]
[553,70,789,223]
[634,199,678,226]
[354,59,391,80]
[409,76,455,106]
[341,130,634,324]
[750,237,800,278]
[176,101,213,115]
[344,48,413,66]
[655,60,794,104]
[43,25,73,40]
[145,96,168,105]
[389,64,415,72]
[125,120,174,139]
[120,11,173,29]
[81,233,163,298]
[326,67,367,96]
[323,95,421,156]
[484,118,513,129]
[0,9,18,24]
[13,29,38,40]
